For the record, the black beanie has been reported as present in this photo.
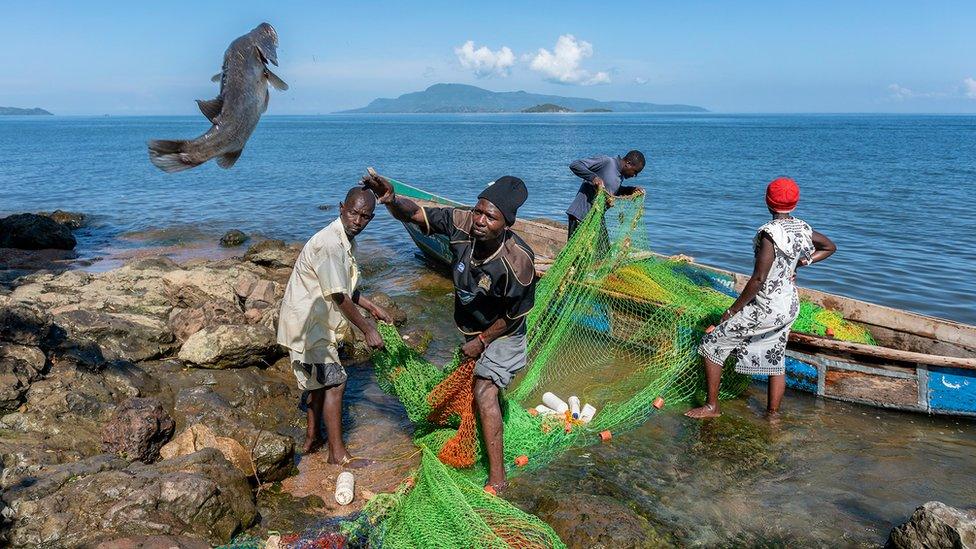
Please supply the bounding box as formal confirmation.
[478,176,527,226]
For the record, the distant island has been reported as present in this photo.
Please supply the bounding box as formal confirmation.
[341,83,707,113]
[0,106,53,116]
[522,103,574,113]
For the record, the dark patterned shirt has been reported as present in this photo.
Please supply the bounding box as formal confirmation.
[422,207,536,336]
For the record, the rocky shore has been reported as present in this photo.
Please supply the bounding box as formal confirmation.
[0,233,430,547]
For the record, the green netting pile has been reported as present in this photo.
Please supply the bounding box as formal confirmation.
[239,191,875,548]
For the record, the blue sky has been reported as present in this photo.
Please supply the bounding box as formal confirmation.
[2,1,975,114]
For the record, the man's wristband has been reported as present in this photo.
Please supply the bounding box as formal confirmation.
[477,334,488,348]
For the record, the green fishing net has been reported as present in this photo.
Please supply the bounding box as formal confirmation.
[225,191,874,548]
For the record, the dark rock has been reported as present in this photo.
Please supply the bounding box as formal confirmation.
[0,305,52,347]
[52,309,176,362]
[168,299,247,343]
[0,357,150,458]
[219,229,248,248]
[370,291,408,326]
[0,213,76,250]
[125,256,179,272]
[521,493,677,548]
[101,397,176,463]
[38,210,87,230]
[887,501,976,549]
[177,324,280,369]
[2,449,257,547]
[172,384,295,481]
[94,535,211,549]
[317,204,332,211]
[243,239,298,269]
[0,344,47,413]
[48,336,107,373]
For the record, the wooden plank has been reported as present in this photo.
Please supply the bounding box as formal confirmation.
[790,332,976,370]
[823,368,920,410]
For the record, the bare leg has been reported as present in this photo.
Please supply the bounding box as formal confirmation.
[685,357,723,418]
[767,374,786,413]
[473,376,507,491]
[324,382,369,468]
[303,388,325,454]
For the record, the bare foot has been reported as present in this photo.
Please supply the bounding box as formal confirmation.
[302,438,323,455]
[684,404,721,419]
[484,480,508,496]
[328,453,372,469]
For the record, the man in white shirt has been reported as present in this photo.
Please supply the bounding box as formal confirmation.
[277,187,391,466]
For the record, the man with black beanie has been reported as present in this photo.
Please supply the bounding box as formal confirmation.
[362,172,536,493]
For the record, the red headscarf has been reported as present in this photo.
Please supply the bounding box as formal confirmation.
[766,177,799,213]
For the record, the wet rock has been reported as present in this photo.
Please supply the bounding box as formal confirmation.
[168,299,247,343]
[317,204,332,211]
[38,209,87,230]
[172,384,295,481]
[101,397,176,463]
[0,344,47,413]
[125,256,180,273]
[0,305,52,347]
[400,327,433,355]
[521,493,676,549]
[244,239,298,269]
[52,309,176,362]
[0,213,76,250]
[2,448,256,548]
[219,229,248,247]
[177,324,280,369]
[94,535,211,549]
[370,291,408,326]
[887,501,976,549]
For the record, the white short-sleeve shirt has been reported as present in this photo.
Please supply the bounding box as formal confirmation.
[276,218,359,362]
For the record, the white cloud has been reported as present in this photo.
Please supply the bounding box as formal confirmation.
[633,77,649,85]
[454,41,515,78]
[964,77,976,99]
[888,83,914,100]
[528,35,610,85]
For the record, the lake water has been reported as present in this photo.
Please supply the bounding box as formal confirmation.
[1,113,975,323]
[2,113,975,546]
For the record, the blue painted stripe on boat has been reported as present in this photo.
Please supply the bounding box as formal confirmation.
[927,366,976,414]
[755,356,819,393]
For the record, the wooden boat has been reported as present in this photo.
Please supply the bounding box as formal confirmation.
[380,173,976,418]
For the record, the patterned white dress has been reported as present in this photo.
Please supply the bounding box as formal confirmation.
[699,217,815,375]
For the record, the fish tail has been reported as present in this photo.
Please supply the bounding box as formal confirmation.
[147,139,202,173]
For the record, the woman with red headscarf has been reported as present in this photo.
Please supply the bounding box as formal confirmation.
[686,177,836,419]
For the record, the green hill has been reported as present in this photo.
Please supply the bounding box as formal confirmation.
[0,107,53,116]
[342,83,707,113]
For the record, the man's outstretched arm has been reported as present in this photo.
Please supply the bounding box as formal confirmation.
[332,292,385,350]
[361,173,427,228]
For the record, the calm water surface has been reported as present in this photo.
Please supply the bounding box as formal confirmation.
[2,114,975,546]
[2,113,975,322]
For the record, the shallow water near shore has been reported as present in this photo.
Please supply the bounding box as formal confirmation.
[2,113,975,546]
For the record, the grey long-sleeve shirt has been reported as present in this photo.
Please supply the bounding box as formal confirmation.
[566,155,623,220]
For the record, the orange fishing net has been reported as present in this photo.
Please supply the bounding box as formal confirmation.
[426,358,478,468]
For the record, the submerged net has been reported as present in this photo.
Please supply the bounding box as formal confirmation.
[235,191,875,548]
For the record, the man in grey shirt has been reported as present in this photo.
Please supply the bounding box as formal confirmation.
[566,150,645,240]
